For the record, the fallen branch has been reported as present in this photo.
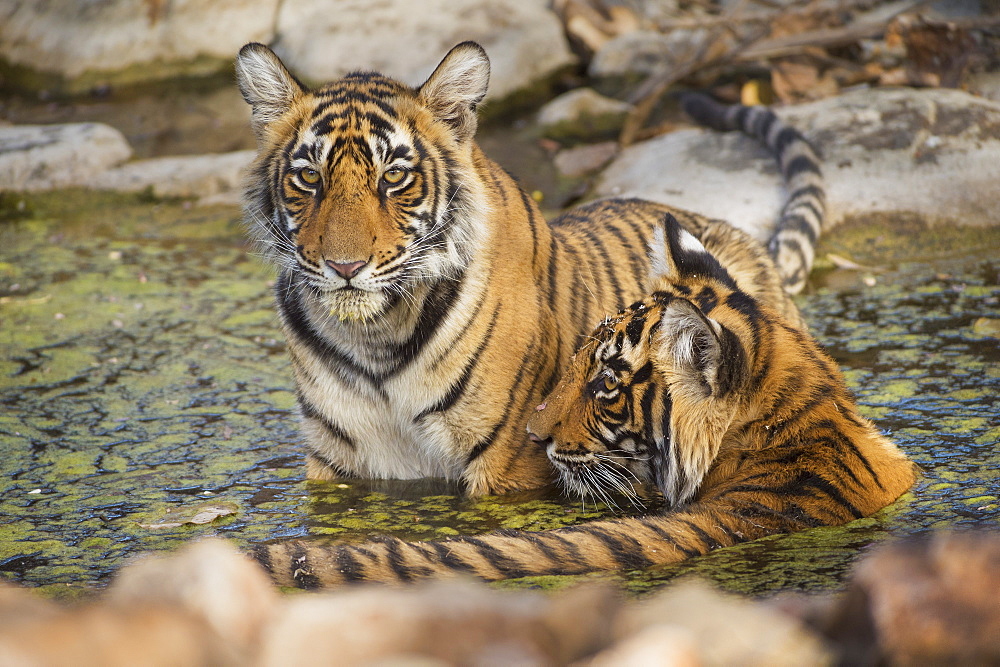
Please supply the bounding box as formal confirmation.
[619,22,768,145]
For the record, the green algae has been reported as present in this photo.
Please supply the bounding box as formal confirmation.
[1,190,998,600]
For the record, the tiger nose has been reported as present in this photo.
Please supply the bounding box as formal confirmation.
[526,405,554,446]
[528,432,552,446]
[326,259,367,279]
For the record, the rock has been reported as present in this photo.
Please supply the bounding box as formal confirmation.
[0,604,236,667]
[610,579,832,666]
[0,0,277,91]
[538,88,631,128]
[0,0,573,99]
[588,29,710,78]
[818,531,1000,665]
[258,580,622,666]
[0,124,132,191]
[107,538,279,651]
[594,87,1000,242]
[587,625,700,667]
[537,88,631,144]
[272,0,573,100]
[91,150,255,204]
[554,141,620,178]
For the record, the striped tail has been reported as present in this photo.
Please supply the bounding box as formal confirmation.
[251,505,797,589]
[681,93,826,294]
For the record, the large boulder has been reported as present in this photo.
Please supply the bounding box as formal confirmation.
[595,87,1000,241]
[272,0,574,99]
[0,0,573,98]
[0,0,276,89]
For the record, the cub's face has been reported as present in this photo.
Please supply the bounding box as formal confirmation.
[529,216,758,508]
[527,301,666,506]
[236,43,491,323]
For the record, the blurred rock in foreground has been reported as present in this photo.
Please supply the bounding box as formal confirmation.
[1,531,998,666]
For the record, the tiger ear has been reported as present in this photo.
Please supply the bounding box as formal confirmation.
[418,41,490,142]
[650,213,737,289]
[235,42,305,136]
[655,299,724,400]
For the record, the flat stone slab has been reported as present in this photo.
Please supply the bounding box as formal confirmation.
[91,150,255,204]
[595,87,1000,241]
[0,124,132,191]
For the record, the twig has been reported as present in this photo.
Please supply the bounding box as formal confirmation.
[737,0,925,61]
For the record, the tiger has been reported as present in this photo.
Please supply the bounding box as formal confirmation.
[253,212,915,588]
[234,40,825,495]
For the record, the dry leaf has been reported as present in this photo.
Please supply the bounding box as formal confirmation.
[826,253,886,273]
[972,317,1000,339]
[889,15,974,88]
[771,59,839,103]
[139,501,238,530]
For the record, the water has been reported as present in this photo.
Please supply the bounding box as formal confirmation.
[1,191,997,599]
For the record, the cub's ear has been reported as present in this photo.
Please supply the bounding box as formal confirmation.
[655,298,725,400]
[235,43,305,135]
[655,297,746,399]
[418,41,490,142]
[649,213,737,289]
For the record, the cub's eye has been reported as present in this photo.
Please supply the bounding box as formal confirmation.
[298,168,320,185]
[589,370,619,397]
[382,167,407,185]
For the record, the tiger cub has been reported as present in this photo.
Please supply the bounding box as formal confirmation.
[235,40,823,495]
[254,214,914,587]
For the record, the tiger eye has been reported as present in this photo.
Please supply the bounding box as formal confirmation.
[603,375,618,392]
[382,167,406,185]
[300,168,320,185]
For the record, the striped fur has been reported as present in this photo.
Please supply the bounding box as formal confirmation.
[253,214,914,588]
[682,93,826,294]
[236,41,812,496]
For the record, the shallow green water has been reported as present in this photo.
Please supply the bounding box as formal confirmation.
[1,193,997,599]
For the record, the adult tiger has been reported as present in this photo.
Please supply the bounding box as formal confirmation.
[254,213,915,587]
[235,41,824,495]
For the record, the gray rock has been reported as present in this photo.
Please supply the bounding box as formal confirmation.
[589,29,710,78]
[273,0,573,99]
[537,88,631,128]
[91,151,255,204]
[554,142,619,178]
[0,123,132,191]
[594,87,1000,242]
[0,0,277,87]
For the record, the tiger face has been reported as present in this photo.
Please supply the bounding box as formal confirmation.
[527,214,752,507]
[236,42,491,323]
[526,305,660,507]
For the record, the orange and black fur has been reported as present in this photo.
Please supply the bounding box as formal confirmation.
[235,41,824,495]
[254,214,914,587]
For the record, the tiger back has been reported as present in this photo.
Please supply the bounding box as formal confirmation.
[235,41,818,495]
[254,213,914,587]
